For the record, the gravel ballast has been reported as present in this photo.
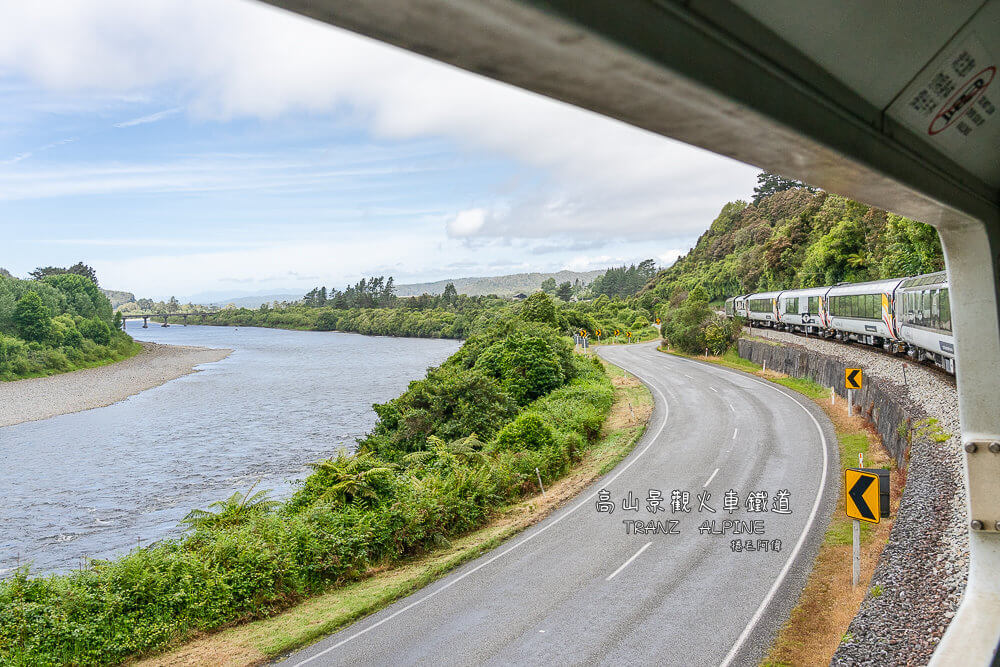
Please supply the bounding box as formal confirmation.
[0,342,231,427]
[744,328,967,665]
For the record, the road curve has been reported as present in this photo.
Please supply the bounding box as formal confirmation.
[275,342,838,666]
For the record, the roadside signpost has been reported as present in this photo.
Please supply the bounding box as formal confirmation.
[845,467,890,586]
[845,368,862,416]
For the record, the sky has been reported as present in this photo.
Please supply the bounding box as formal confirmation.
[0,1,759,301]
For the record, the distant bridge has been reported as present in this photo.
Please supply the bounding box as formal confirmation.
[120,313,214,329]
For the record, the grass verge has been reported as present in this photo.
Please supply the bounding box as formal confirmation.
[660,344,902,666]
[135,358,653,667]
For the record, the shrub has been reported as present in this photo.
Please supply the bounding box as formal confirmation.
[474,335,565,405]
[79,318,113,346]
[13,291,51,343]
[493,413,556,451]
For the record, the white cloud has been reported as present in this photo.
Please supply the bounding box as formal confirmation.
[114,107,181,128]
[0,0,757,245]
[445,209,486,237]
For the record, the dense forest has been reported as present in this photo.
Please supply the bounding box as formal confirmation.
[0,264,140,380]
[642,184,944,304]
[587,259,658,298]
[1,298,615,665]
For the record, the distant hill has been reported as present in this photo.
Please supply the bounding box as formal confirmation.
[161,270,607,309]
[100,289,136,309]
[394,269,606,297]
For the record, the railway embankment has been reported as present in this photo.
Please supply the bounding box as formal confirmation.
[738,330,966,664]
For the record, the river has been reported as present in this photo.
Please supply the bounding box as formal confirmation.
[0,325,460,575]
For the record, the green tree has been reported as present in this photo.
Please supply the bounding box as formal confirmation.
[13,291,52,342]
[540,277,557,293]
[442,282,459,305]
[167,296,180,311]
[800,219,868,286]
[555,281,573,301]
[661,287,715,353]
[67,262,99,285]
[475,335,565,405]
[79,318,113,345]
[752,171,816,205]
[520,291,559,328]
[29,266,67,281]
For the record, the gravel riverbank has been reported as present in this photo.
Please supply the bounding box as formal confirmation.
[745,328,967,665]
[0,342,231,427]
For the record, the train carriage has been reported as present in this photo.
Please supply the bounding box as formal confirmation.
[744,290,782,327]
[776,286,830,334]
[723,271,956,374]
[825,278,905,346]
[895,271,955,373]
[724,295,749,319]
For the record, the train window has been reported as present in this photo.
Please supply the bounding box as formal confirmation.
[940,288,951,331]
[808,296,818,314]
[922,290,931,326]
[931,290,940,329]
[784,297,798,314]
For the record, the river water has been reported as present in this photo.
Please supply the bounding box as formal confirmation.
[0,325,459,575]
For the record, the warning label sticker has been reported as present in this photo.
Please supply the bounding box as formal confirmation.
[888,33,998,175]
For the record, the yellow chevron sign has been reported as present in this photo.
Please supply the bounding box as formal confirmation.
[845,469,881,523]
[845,368,862,389]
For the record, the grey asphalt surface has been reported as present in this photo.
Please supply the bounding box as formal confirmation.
[275,342,838,667]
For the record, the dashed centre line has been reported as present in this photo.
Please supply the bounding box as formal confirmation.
[710,386,718,393]
[606,542,653,581]
[703,468,720,487]
[733,427,738,439]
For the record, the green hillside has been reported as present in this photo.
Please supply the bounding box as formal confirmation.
[643,188,944,303]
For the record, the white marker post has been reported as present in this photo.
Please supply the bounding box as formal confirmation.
[535,468,546,497]
[852,519,860,587]
[831,386,835,405]
[848,388,854,416]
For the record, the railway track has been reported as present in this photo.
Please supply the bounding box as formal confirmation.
[744,324,957,386]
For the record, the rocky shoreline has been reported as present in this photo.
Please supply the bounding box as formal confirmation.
[0,341,232,428]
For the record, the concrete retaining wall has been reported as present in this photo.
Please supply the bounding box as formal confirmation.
[737,339,911,461]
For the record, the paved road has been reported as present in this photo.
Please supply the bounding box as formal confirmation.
[276,342,838,666]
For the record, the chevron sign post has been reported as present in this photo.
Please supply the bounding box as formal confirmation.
[845,467,889,586]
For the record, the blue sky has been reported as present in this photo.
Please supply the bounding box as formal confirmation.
[0,1,758,301]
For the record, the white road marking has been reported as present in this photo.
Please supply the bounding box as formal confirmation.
[662,356,830,667]
[606,542,653,581]
[683,373,694,379]
[728,402,735,412]
[291,349,673,666]
[703,468,720,487]
[710,386,718,393]
[733,427,738,440]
